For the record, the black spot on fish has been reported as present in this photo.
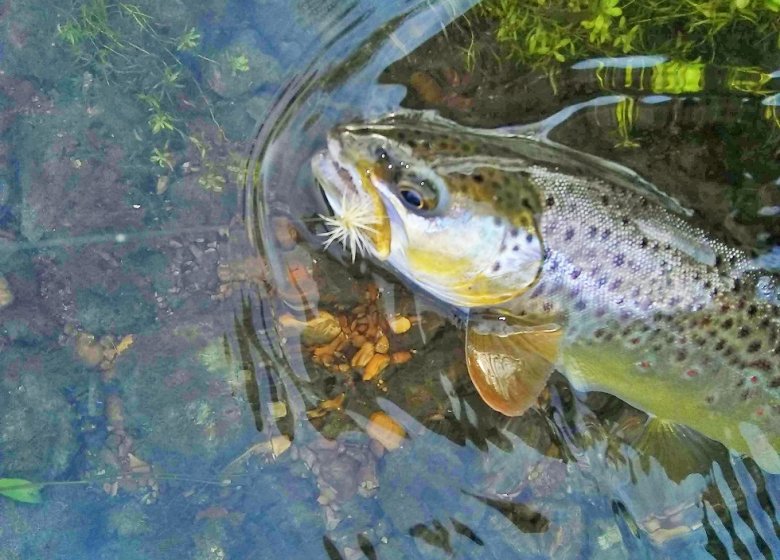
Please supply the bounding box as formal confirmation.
[613,254,625,267]
[722,318,734,329]
[601,195,610,206]
[609,278,623,291]
[587,226,597,238]
[571,268,582,280]
[512,245,520,252]
[545,196,555,207]
[597,276,608,287]
[747,340,762,353]
[526,233,534,244]
[564,228,575,241]
[737,326,751,338]
[510,228,519,237]
[750,359,772,372]
[705,395,715,404]
[714,254,723,267]
[715,339,726,351]
[640,237,648,248]
[747,304,757,317]
[492,262,500,272]
[493,216,502,226]
[473,173,483,183]
[621,217,629,225]
[676,349,688,361]
[770,376,780,388]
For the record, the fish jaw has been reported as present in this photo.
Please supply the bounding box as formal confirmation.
[311,142,392,260]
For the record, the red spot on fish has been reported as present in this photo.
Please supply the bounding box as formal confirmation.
[756,407,764,417]
[686,369,698,378]
[630,337,640,345]
[749,375,759,384]
[639,360,650,369]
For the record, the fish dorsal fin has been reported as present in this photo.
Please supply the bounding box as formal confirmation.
[465,314,562,417]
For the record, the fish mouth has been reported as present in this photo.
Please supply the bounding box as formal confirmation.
[312,147,360,215]
[311,137,392,258]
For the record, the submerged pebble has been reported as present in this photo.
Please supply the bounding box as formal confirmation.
[366,411,406,450]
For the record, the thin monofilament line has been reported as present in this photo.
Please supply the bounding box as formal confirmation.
[318,193,379,262]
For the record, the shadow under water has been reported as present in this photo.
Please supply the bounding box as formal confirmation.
[236,2,780,559]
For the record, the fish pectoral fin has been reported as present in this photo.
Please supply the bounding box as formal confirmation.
[465,314,562,417]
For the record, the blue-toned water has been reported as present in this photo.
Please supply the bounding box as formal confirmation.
[0,1,778,558]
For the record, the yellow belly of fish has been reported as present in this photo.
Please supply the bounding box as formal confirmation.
[561,341,780,473]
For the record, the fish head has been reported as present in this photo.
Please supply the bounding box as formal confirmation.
[312,114,544,308]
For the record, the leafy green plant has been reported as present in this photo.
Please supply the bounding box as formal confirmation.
[177,27,201,51]
[56,0,221,167]
[228,53,250,74]
[0,478,42,504]
[150,147,174,169]
[477,0,780,69]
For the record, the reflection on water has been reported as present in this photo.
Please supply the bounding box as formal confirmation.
[0,0,777,558]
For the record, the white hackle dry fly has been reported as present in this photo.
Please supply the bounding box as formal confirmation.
[318,193,379,262]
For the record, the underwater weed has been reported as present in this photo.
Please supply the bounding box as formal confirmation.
[56,0,222,170]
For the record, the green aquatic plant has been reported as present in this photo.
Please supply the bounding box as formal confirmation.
[150,146,174,169]
[177,26,201,51]
[0,478,42,504]
[228,53,250,74]
[149,111,175,134]
[477,0,780,69]
[0,473,241,505]
[56,0,222,168]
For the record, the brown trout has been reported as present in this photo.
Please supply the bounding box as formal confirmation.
[311,110,780,473]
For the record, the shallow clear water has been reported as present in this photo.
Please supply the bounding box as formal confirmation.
[0,1,778,559]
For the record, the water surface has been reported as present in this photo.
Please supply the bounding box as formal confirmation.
[0,1,778,558]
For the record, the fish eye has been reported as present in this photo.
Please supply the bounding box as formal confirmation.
[400,188,424,209]
[397,177,437,211]
[374,147,389,160]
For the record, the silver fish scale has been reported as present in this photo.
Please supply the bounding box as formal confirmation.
[515,165,744,327]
